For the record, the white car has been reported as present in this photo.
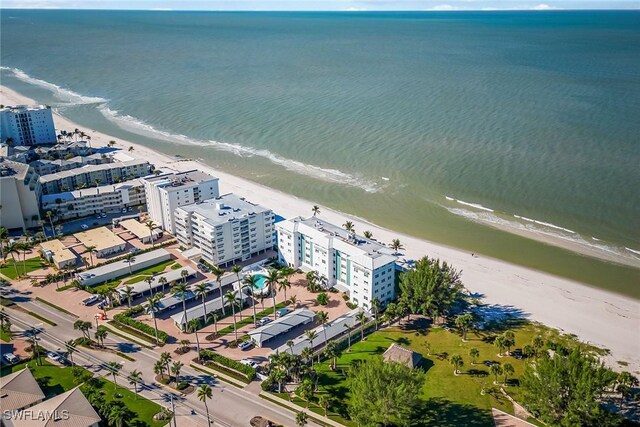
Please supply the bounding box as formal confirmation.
[100,213,107,218]
[3,353,19,364]
[238,341,253,351]
[47,352,62,363]
[81,224,89,230]
[258,317,272,327]
[240,359,258,368]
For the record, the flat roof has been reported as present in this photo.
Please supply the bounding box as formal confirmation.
[156,290,197,312]
[248,308,316,346]
[171,288,242,326]
[177,193,272,227]
[41,178,142,203]
[142,169,218,189]
[117,265,196,298]
[39,159,149,183]
[74,227,126,252]
[273,309,366,355]
[40,239,76,264]
[120,218,161,240]
[77,248,171,283]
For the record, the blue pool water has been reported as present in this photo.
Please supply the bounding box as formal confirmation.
[253,274,268,290]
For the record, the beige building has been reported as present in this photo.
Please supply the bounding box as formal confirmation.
[39,159,150,194]
[0,368,45,411]
[75,227,127,258]
[0,159,41,231]
[41,179,145,221]
[120,218,161,244]
[40,239,77,269]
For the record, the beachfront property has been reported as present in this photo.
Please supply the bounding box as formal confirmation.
[116,265,197,300]
[276,217,398,310]
[0,105,56,146]
[248,308,316,348]
[0,158,41,231]
[40,239,77,269]
[0,368,46,411]
[29,152,109,176]
[170,288,244,331]
[76,248,172,286]
[41,178,145,220]
[174,193,275,267]
[74,227,127,258]
[38,159,151,194]
[142,169,220,234]
[120,218,161,244]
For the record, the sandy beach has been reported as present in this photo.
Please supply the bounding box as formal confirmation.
[2,85,638,373]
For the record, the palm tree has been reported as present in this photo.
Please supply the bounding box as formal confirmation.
[503,363,514,385]
[390,238,404,253]
[355,310,367,341]
[65,340,76,365]
[127,370,142,398]
[450,354,463,375]
[108,403,128,427]
[188,319,202,357]
[304,330,318,365]
[363,230,373,239]
[16,242,30,276]
[106,362,122,389]
[301,347,313,365]
[371,298,381,331]
[532,335,545,357]
[287,340,295,355]
[194,282,209,322]
[469,347,480,365]
[325,340,341,370]
[160,352,172,379]
[172,283,189,331]
[343,323,352,352]
[317,310,329,348]
[225,290,240,341]
[455,313,474,341]
[494,335,506,357]
[154,360,165,379]
[0,309,8,332]
[289,294,297,308]
[265,269,280,320]
[318,395,330,417]
[342,221,355,233]
[158,276,168,293]
[0,226,7,259]
[180,269,189,285]
[197,384,213,426]
[125,253,136,274]
[207,311,219,335]
[231,264,243,285]
[211,266,226,315]
[490,364,503,385]
[311,205,320,216]
[45,210,55,234]
[296,411,308,427]
[94,328,108,347]
[145,220,156,246]
[147,295,162,345]
[121,285,134,308]
[171,361,184,383]
[243,275,259,325]
[4,243,20,278]
[278,277,291,302]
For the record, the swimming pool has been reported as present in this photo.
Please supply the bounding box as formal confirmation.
[253,274,268,290]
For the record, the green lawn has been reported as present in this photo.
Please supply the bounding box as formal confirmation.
[303,319,600,427]
[0,257,47,279]
[1,330,12,342]
[1,360,168,427]
[89,259,178,292]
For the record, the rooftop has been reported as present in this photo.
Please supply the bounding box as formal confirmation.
[77,248,171,283]
[1,104,51,113]
[171,288,242,327]
[120,218,161,240]
[248,308,316,346]
[40,239,77,265]
[117,265,196,298]
[0,368,45,411]
[41,178,142,204]
[0,158,31,179]
[177,193,271,227]
[142,169,218,190]
[39,159,149,183]
[383,343,422,369]
[74,227,126,252]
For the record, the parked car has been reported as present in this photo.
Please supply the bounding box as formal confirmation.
[197,263,210,273]
[3,353,19,364]
[100,213,107,218]
[240,359,258,368]
[82,295,100,306]
[238,341,254,351]
[257,317,272,327]
[275,308,290,318]
[47,351,62,363]
[81,224,89,230]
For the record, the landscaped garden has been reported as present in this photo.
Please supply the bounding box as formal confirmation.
[0,256,47,279]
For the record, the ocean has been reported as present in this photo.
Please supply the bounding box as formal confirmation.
[1,10,639,296]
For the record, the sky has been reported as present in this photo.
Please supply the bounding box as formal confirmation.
[1,0,639,10]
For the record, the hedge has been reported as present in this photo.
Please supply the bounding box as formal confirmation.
[112,312,168,344]
[199,349,256,380]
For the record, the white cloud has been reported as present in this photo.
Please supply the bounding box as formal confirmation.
[531,3,558,9]
[343,6,367,10]
[428,4,459,10]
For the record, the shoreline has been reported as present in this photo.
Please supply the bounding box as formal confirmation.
[2,85,639,373]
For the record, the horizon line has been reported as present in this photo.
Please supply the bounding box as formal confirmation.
[2,7,640,11]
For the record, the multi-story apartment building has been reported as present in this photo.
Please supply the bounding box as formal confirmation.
[39,159,150,194]
[30,153,109,176]
[276,217,398,310]
[142,170,219,234]
[174,193,274,266]
[0,105,56,146]
[40,179,145,220]
[0,159,41,231]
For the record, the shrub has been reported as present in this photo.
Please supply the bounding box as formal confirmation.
[346,302,358,310]
[199,350,256,380]
[316,292,329,306]
[261,378,274,391]
[176,381,188,391]
[342,293,349,301]
[113,312,168,344]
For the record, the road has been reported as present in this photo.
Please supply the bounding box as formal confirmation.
[4,298,321,427]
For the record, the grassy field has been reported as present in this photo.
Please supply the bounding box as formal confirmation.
[0,257,47,279]
[1,360,168,427]
[88,259,179,293]
[301,317,602,427]
[1,330,12,342]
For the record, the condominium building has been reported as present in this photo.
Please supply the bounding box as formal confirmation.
[41,178,145,220]
[0,159,41,231]
[0,105,56,146]
[30,153,109,176]
[174,193,274,266]
[142,170,220,234]
[276,217,398,310]
[39,158,150,194]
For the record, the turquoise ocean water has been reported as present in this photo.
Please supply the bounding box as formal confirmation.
[1,10,639,296]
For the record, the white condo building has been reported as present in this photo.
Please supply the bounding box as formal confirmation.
[0,105,56,146]
[142,170,220,234]
[175,193,274,266]
[0,159,41,231]
[277,217,398,310]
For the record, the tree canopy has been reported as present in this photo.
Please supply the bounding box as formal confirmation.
[522,348,619,427]
[398,256,464,321]
[348,358,425,427]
